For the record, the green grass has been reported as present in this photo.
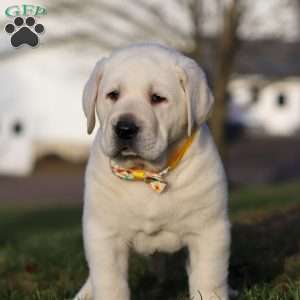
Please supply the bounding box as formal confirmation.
[0,182,300,299]
[230,181,300,220]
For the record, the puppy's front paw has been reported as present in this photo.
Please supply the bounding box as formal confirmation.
[73,277,92,300]
[190,289,229,300]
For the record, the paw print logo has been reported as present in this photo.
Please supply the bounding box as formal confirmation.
[5,16,45,48]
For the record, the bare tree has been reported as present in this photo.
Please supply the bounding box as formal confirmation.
[210,0,242,157]
[182,0,242,157]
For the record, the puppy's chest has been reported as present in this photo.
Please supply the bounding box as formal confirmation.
[103,176,202,234]
[127,195,184,254]
[118,187,189,232]
[124,192,176,232]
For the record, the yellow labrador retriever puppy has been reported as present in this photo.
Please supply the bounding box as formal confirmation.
[75,43,230,300]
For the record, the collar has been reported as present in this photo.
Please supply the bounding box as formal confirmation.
[110,131,197,193]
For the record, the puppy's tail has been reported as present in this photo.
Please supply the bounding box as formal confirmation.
[74,276,92,300]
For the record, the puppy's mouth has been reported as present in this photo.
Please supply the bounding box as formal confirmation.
[113,146,148,169]
[117,146,142,160]
[120,146,138,157]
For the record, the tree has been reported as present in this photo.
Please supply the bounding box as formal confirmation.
[210,0,241,157]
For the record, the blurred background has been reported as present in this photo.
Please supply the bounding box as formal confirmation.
[0,1,299,299]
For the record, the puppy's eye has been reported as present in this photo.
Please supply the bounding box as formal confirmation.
[151,94,167,104]
[106,90,119,101]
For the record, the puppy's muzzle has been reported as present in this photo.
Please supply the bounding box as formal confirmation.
[114,117,139,141]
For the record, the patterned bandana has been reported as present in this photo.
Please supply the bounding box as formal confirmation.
[110,131,196,193]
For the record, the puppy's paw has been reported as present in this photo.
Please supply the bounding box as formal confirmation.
[74,277,92,300]
[190,290,229,300]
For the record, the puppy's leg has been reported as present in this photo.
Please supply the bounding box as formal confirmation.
[85,227,130,300]
[74,277,92,300]
[186,218,230,300]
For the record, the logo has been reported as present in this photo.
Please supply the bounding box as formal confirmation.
[4,4,46,48]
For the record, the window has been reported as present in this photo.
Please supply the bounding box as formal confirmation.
[251,86,259,103]
[277,93,287,107]
[12,121,24,136]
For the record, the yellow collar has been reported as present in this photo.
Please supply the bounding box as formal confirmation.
[110,131,197,193]
[166,131,196,171]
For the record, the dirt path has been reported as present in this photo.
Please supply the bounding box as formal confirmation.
[0,156,85,205]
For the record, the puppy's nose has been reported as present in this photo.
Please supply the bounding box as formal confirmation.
[115,120,139,140]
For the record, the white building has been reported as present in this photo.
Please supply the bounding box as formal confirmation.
[227,75,267,126]
[246,79,300,136]
[0,48,97,175]
[228,77,300,136]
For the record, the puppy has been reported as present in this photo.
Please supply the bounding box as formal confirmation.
[75,43,230,300]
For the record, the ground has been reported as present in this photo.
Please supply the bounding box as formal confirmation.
[0,167,299,299]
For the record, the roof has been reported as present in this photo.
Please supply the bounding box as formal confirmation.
[198,39,300,80]
[234,40,300,78]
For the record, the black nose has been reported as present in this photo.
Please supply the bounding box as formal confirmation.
[115,120,139,140]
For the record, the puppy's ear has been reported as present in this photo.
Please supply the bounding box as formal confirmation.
[176,57,214,136]
[82,58,107,134]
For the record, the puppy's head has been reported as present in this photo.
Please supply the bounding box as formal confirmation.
[82,44,213,168]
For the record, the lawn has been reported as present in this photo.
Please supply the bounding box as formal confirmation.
[0,182,299,300]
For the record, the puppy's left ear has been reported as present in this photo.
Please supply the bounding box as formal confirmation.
[82,58,107,134]
[176,57,214,136]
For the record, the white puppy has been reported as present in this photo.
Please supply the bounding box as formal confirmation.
[75,43,230,300]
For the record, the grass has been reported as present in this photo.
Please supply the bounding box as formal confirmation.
[230,181,300,221]
[0,182,300,299]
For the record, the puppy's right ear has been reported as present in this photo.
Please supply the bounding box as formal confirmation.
[82,58,107,134]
